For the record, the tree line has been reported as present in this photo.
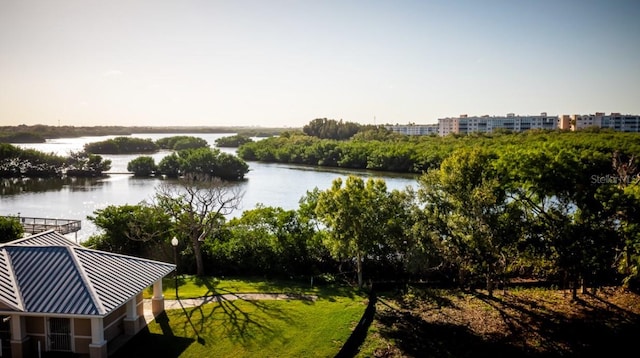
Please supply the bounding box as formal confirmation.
[83,135,210,154]
[0,125,287,143]
[81,131,640,296]
[238,126,640,174]
[0,143,111,178]
[0,135,251,180]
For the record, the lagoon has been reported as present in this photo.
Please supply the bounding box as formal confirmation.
[1,133,418,242]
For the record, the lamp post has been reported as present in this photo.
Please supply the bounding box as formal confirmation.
[171,236,179,299]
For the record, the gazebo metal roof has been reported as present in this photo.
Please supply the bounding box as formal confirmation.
[0,230,175,316]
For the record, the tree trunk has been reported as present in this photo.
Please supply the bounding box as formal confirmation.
[486,273,494,297]
[625,245,631,275]
[458,269,466,289]
[193,238,205,276]
[356,252,363,288]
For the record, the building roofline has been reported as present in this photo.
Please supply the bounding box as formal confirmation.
[0,231,175,317]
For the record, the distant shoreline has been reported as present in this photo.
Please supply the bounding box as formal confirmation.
[0,125,293,143]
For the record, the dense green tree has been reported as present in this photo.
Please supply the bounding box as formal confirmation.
[312,175,404,288]
[213,152,250,180]
[85,204,172,259]
[335,141,371,169]
[238,129,640,176]
[215,134,254,147]
[0,216,24,242]
[179,147,249,180]
[497,145,620,297]
[127,156,157,176]
[155,136,209,150]
[417,148,524,295]
[157,153,182,178]
[604,152,640,288]
[619,184,640,288]
[84,137,158,154]
[400,187,444,277]
[367,143,415,172]
[351,127,403,141]
[210,205,325,276]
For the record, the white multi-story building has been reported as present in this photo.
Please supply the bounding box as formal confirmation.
[385,123,439,136]
[387,112,640,137]
[558,112,640,132]
[601,113,640,132]
[438,113,557,136]
[557,113,604,130]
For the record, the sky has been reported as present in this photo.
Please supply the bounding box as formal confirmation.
[1,0,639,128]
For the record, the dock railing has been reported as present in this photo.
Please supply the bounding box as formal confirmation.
[2,216,82,235]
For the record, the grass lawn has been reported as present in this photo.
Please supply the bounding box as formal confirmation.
[144,275,326,300]
[116,278,368,358]
[125,278,640,357]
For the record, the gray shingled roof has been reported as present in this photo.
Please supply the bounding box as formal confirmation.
[0,230,175,316]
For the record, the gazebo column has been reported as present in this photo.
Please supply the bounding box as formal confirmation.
[10,315,29,358]
[89,318,107,358]
[123,297,140,335]
[151,278,165,316]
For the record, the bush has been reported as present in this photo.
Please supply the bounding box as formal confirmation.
[156,136,209,150]
[215,134,254,147]
[158,153,181,177]
[0,216,24,242]
[180,148,250,180]
[84,137,159,154]
[127,156,157,176]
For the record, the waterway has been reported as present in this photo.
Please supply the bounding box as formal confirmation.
[1,133,418,242]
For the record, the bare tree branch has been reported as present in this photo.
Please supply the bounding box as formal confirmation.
[153,174,244,275]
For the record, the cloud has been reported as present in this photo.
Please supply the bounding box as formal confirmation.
[103,70,123,77]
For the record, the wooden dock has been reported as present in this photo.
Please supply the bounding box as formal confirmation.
[2,216,82,235]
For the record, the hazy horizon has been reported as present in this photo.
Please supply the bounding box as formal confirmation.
[2,0,639,128]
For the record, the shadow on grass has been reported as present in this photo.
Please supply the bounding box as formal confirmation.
[110,315,194,358]
[192,275,358,302]
[113,297,296,356]
[374,287,640,357]
[133,277,365,356]
[473,290,640,356]
[166,277,301,346]
[193,275,221,297]
[184,288,299,345]
[177,300,206,345]
[335,290,377,358]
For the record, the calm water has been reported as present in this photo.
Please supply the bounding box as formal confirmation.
[1,133,418,242]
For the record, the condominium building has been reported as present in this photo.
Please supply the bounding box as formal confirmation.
[598,113,639,132]
[438,113,557,136]
[385,112,640,137]
[385,123,439,136]
[557,113,604,130]
[558,112,640,132]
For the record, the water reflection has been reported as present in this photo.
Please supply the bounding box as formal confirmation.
[0,177,104,196]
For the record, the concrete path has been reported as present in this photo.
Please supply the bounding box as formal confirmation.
[143,293,317,324]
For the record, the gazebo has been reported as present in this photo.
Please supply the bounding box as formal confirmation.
[0,230,175,358]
